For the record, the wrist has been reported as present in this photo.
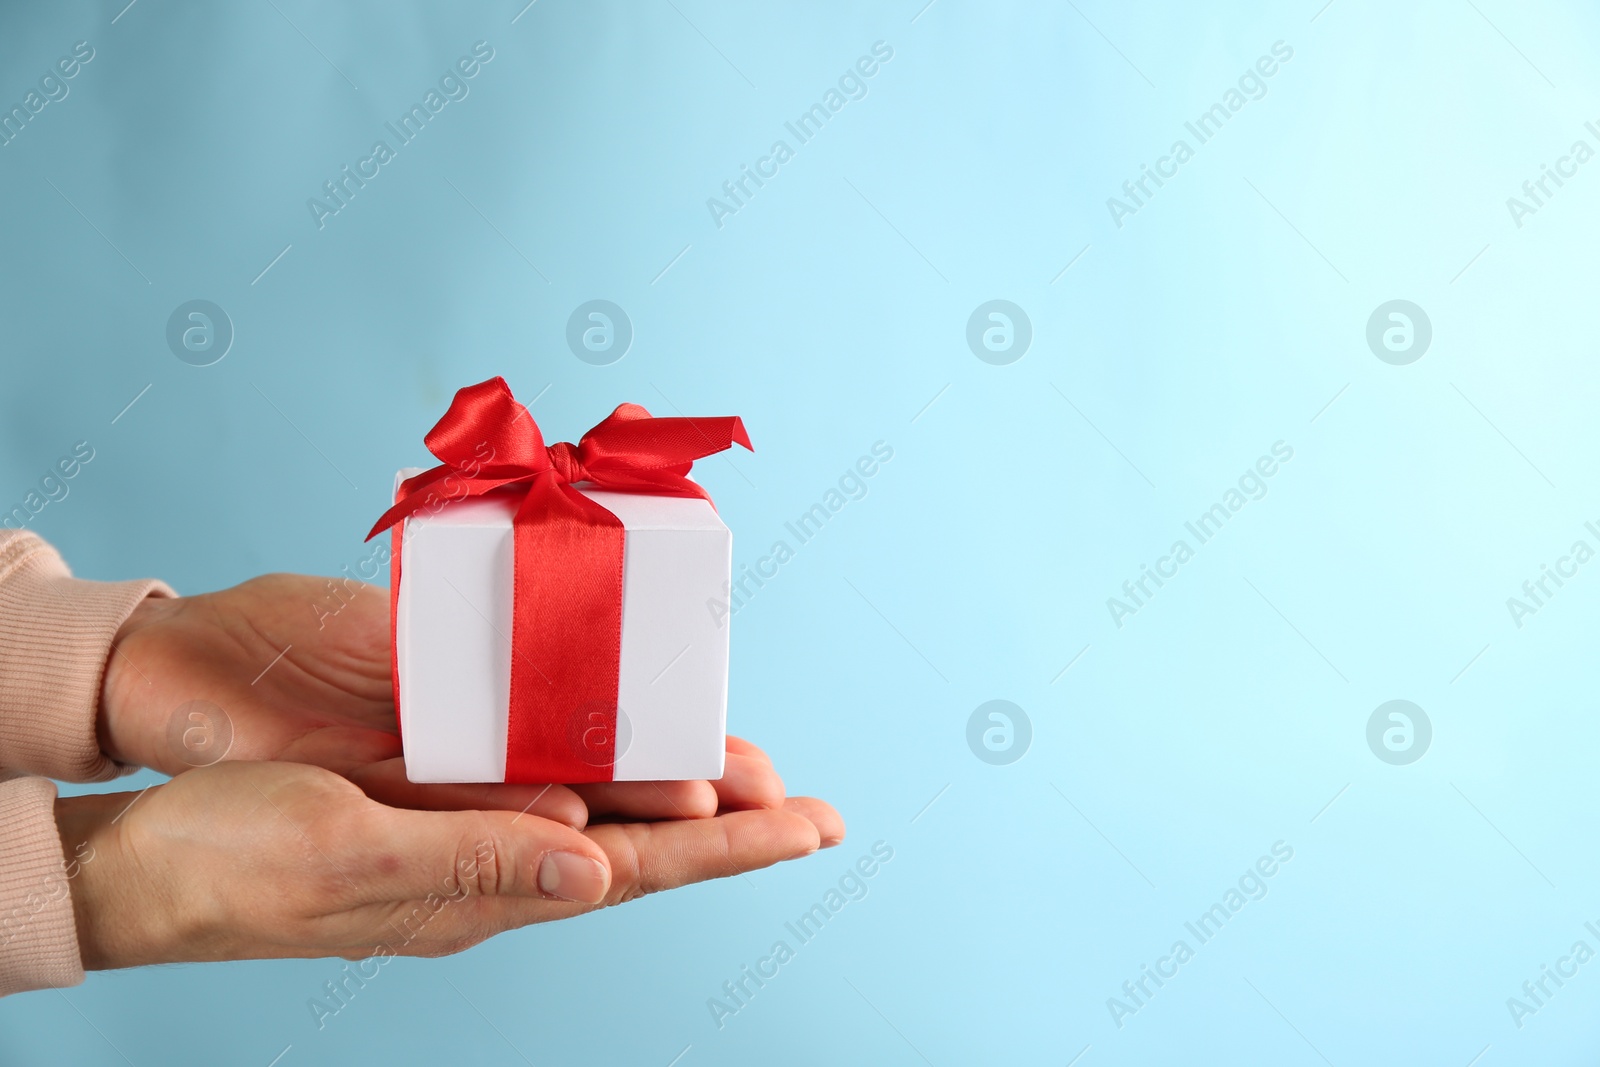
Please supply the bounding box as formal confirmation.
[55,789,189,970]
[97,595,174,768]
[54,792,125,970]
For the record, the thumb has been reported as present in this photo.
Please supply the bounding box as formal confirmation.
[343,803,612,906]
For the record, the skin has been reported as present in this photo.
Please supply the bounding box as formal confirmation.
[60,574,842,969]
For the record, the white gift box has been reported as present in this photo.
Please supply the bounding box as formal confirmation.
[392,469,730,783]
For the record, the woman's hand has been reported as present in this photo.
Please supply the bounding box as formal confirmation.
[57,760,843,969]
[96,574,791,821]
[77,573,843,967]
[100,574,411,777]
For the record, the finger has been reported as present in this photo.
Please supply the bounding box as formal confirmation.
[711,751,786,812]
[783,796,845,848]
[340,804,611,907]
[382,808,828,943]
[585,808,821,907]
[344,759,588,829]
[724,735,772,764]
[572,779,717,821]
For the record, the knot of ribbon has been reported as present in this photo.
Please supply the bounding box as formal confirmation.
[545,441,587,485]
[369,376,751,783]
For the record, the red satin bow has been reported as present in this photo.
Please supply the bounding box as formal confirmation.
[368,376,751,782]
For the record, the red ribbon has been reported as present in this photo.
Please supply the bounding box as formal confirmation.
[368,377,751,783]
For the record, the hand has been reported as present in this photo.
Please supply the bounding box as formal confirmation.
[97,574,787,821]
[101,574,404,776]
[57,760,842,968]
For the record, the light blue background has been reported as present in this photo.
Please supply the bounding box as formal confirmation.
[2,0,1598,1063]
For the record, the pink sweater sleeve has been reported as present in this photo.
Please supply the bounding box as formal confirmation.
[0,530,174,994]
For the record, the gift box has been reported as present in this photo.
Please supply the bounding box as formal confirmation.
[368,378,750,784]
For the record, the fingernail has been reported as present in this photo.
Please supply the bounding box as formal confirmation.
[538,851,608,904]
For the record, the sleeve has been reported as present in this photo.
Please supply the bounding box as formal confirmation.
[0,530,175,782]
[0,774,83,994]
